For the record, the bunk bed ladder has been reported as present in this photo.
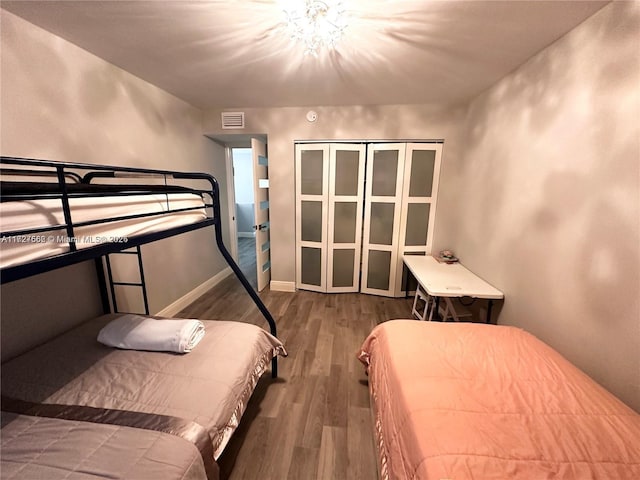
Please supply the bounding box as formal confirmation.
[104,246,150,315]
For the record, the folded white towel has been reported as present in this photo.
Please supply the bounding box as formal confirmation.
[97,314,205,353]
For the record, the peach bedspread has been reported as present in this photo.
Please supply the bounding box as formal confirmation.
[358,320,640,479]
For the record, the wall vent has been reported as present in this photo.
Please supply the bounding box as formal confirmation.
[221,111,245,129]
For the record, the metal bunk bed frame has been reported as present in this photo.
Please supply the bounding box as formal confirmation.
[0,156,279,377]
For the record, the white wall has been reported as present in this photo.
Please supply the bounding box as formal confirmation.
[1,11,231,359]
[449,2,640,411]
[203,104,467,286]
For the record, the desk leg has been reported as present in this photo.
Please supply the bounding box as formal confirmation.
[403,266,411,299]
[434,297,441,321]
[486,300,494,324]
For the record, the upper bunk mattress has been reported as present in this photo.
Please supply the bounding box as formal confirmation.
[1,411,212,480]
[1,314,286,460]
[0,182,207,269]
[359,320,640,480]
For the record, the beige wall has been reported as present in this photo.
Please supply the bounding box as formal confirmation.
[1,11,230,360]
[203,104,467,285]
[450,2,640,410]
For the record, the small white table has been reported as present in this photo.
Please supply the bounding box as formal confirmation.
[403,255,504,323]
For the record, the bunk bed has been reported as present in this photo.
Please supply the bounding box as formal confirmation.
[0,156,286,480]
[359,320,640,480]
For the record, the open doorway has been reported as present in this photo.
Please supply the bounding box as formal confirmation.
[231,148,257,288]
[208,134,270,291]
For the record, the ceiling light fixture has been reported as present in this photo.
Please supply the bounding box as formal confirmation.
[284,1,347,57]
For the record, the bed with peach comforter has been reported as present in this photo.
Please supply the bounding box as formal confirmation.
[359,320,640,479]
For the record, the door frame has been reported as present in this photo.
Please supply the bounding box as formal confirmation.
[224,146,239,262]
[221,135,269,267]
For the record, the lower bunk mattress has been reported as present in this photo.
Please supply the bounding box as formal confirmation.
[359,320,640,480]
[1,314,286,475]
[1,410,212,480]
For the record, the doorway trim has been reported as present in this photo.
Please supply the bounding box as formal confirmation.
[223,146,239,262]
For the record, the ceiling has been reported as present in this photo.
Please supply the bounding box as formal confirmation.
[1,0,609,110]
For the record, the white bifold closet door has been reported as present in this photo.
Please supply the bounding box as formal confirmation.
[295,143,365,292]
[361,143,442,297]
[361,144,406,296]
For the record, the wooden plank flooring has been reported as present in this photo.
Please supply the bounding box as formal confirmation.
[237,237,257,289]
[178,274,414,480]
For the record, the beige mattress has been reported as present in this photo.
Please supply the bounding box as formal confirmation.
[359,320,640,480]
[0,192,207,268]
[1,314,286,460]
[1,411,212,480]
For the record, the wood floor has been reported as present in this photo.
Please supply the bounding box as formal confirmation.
[237,237,257,289]
[178,274,414,480]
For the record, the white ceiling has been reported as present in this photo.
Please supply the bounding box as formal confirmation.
[1,0,609,110]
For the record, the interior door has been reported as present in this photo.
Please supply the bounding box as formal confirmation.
[361,143,406,297]
[251,138,270,292]
[295,144,329,292]
[395,143,443,296]
[327,144,366,292]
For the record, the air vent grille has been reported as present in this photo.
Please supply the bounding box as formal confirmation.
[221,111,245,129]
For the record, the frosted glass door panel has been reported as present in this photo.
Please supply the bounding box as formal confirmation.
[367,250,391,291]
[333,202,357,243]
[369,203,395,245]
[405,203,430,246]
[334,150,360,196]
[408,150,436,197]
[371,150,399,196]
[301,247,322,286]
[332,249,355,288]
[301,201,323,242]
[301,150,324,195]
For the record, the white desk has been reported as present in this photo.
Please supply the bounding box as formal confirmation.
[403,255,504,322]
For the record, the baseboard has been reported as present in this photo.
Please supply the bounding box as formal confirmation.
[270,280,296,292]
[156,267,233,317]
[238,232,255,238]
